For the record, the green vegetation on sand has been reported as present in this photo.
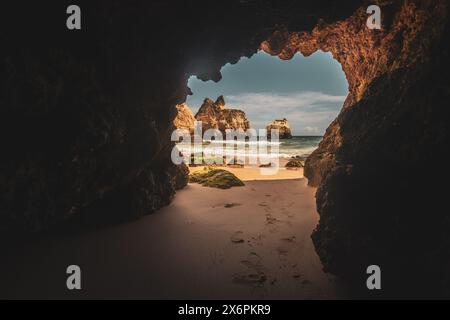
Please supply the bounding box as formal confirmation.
[189,168,245,189]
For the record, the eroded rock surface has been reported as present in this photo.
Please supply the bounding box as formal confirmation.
[173,103,196,134]
[262,0,450,296]
[266,118,292,139]
[195,96,251,135]
[2,0,450,297]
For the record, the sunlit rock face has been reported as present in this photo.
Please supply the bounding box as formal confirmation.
[2,0,450,297]
[262,2,450,188]
[195,96,251,135]
[262,0,450,296]
[266,118,292,139]
[173,103,196,134]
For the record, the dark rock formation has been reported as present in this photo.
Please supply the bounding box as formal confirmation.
[1,0,450,297]
[266,118,292,139]
[195,96,250,134]
[173,103,196,134]
[285,159,304,169]
[1,1,360,232]
[169,163,190,190]
[262,0,450,296]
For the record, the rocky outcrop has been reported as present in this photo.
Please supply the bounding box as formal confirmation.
[173,103,196,134]
[262,0,450,296]
[189,168,244,189]
[195,96,250,134]
[266,118,292,139]
[169,163,189,190]
[285,159,304,169]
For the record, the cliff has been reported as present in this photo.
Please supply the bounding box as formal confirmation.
[173,103,196,134]
[262,0,450,295]
[194,96,251,134]
[266,118,292,139]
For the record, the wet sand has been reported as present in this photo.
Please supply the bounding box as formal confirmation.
[0,166,350,299]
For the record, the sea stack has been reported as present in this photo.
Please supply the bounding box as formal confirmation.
[195,96,251,134]
[266,118,292,139]
[173,103,196,134]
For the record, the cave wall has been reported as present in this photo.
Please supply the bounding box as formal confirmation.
[263,0,450,296]
[0,0,359,231]
[1,0,450,297]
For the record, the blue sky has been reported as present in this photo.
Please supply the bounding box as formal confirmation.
[186,50,348,136]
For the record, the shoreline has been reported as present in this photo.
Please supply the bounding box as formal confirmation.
[188,157,304,181]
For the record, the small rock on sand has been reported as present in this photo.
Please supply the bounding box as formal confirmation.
[189,168,244,189]
[285,159,304,169]
[224,203,241,208]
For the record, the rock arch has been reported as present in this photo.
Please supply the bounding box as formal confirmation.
[1,0,450,296]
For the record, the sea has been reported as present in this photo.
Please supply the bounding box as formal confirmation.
[175,136,322,164]
[276,136,322,159]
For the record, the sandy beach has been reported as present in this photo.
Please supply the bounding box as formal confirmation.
[0,162,350,299]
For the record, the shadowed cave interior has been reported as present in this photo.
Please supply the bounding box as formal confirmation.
[1,0,450,298]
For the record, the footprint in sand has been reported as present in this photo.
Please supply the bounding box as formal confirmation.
[301,279,312,286]
[241,251,260,264]
[265,214,278,225]
[277,247,289,256]
[266,214,291,227]
[250,235,265,247]
[281,236,296,243]
[231,231,245,244]
[233,272,267,286]
[280,208,293,218]
[233,252,268,287]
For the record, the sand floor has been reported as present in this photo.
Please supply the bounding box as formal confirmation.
[0,166,351,299]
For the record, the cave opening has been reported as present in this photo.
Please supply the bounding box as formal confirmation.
[1,0,449,300]
[163,49,352,298]
[174,49,349,181]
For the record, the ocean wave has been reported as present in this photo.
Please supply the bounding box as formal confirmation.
[204,139,281,146]
[175,136,321,160]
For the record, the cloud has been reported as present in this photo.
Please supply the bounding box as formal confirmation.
[227,91,346,110]
[225,91,346,135]
[303,126,321,134]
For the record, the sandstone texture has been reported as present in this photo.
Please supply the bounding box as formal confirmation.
[195,96,251,135]
[261,0,450,295]
[266,118,292,139]
[173,103,196,134]
[285,159,304,169]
